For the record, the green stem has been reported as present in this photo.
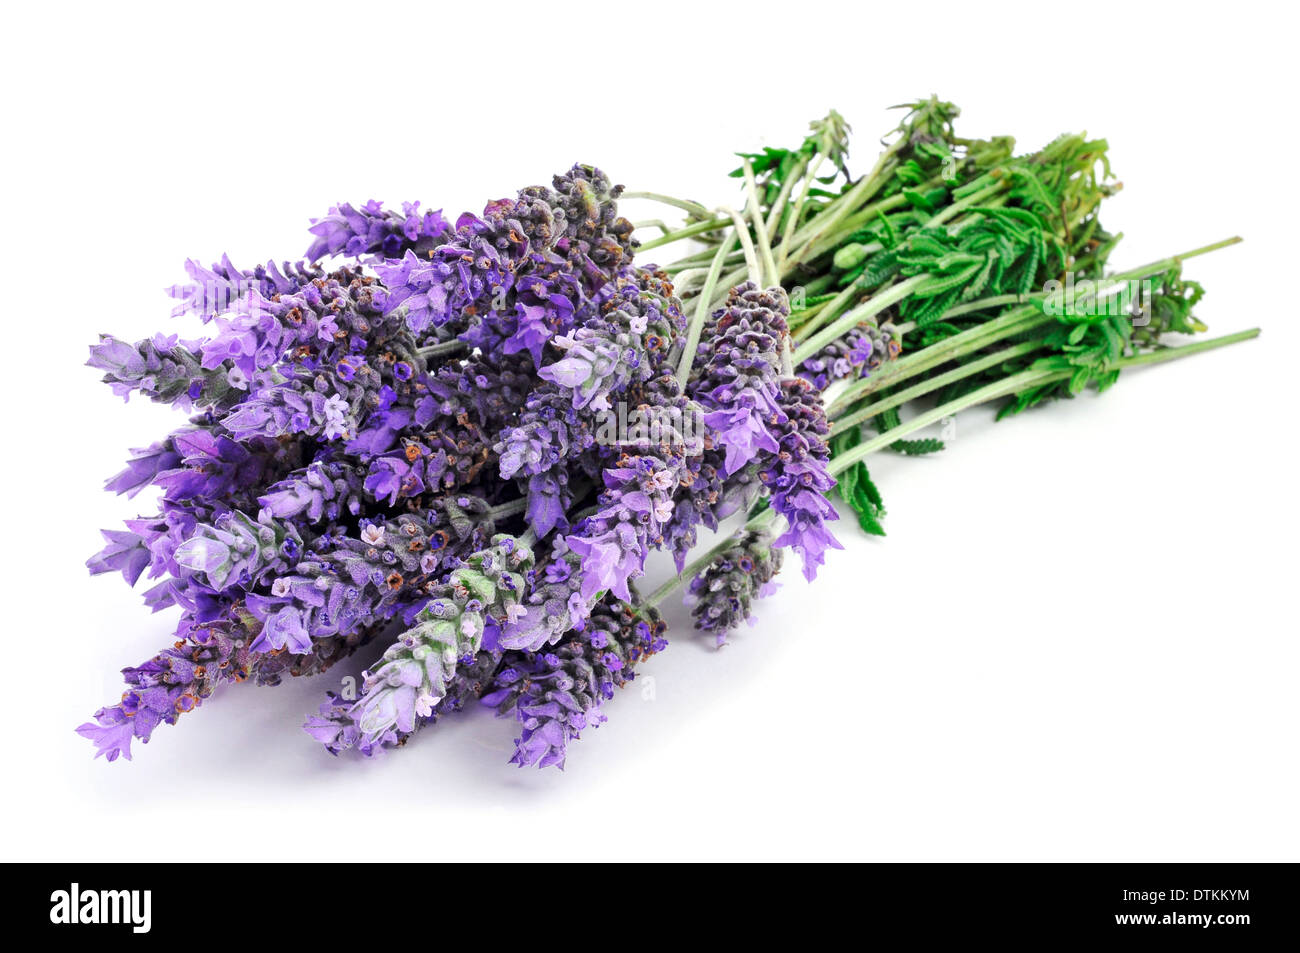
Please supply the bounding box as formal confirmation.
[827,328,1260,475]
[743,158,779,287]
[645,510,781,610]
[622,191,710,218]
[764,156,806,243]
[791,281,859,342]
[940,293,1027,320]
[416,339,468,360]
[801,273,840,297]
[719,206,761,286]
[638,216,731,252]
[927,180,1007,225]
[829,339,1044,433]
[671,267,709,292]
[676,230,738,385]
[826,236,1246,406]
[663,247,719,270]
[792,274,930,363]
[776,154,825,273]
[1110,327,1260,367]
[489,498,529,520]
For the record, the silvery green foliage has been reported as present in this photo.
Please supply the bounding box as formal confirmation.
[173,509,303,592]
[87,333,243,410]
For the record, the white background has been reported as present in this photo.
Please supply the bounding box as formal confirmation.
[2,1,1296,861]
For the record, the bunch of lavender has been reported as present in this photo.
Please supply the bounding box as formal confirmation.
[81,100,1255,772]
[81,162,764,770]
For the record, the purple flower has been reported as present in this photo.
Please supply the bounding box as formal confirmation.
[306,200,449,262]
[253,605,312,654]
[702,402,781,474]
[524,471,571,539]
[258,460,364,524]
[75,708,137,763]
[165,255,323,321]
[565,522,644,603]
[507,278,577,364]
[373,251,452,334]
[103,440,182,498]
[85,529,152,587]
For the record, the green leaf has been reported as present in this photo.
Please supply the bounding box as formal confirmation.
[457,569,498,604]
[831,430,887,536]
[902,187,936,212]
[890,437,945,456]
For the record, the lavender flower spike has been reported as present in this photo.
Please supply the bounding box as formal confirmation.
[566,448,685,604]
[798,322,901,391]
[485,596,668,769]
[688,529,784,646]
[690,282,790,475]
[77,619,255,762]
[88,333,237,410]
[763,378,843,580]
